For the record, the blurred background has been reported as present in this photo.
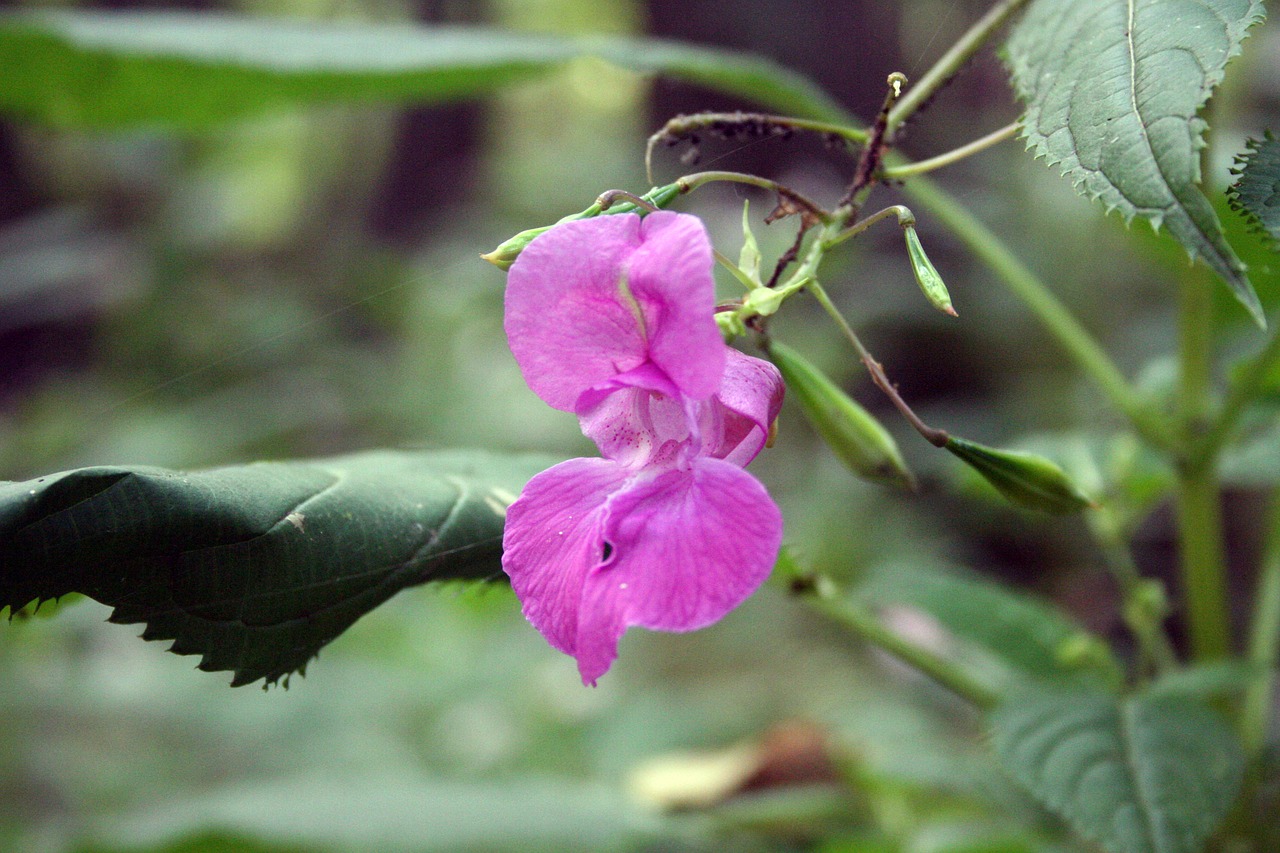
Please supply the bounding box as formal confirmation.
[1,1,1278,850]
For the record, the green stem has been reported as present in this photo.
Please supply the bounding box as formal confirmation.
[675,171,831,223]
[1172,468,1233,660]
[828,204,913,247]
[1177,270,1232,662]
[881,122,1021,179]
[807,275,949,446]
[1199,316,1280,463]
[1242,491,1280,757]
[646,112,867,183]
[898,173,1174,450]
[886,0,1031,134]
[1088,512,1180,675]
[1177,471,1232,661]
[802,584,999,709]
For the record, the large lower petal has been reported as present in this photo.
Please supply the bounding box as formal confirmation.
[575,458,783,685]
[504,212,723,412]
[501,457,629,656]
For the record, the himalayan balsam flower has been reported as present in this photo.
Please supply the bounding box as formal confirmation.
[502,211,785,685]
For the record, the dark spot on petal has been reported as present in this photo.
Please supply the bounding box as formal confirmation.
[601,541,614,563]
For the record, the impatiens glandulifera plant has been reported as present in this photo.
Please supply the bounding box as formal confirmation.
[2,1,1280,850]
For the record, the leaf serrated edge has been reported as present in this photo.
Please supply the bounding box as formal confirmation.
[1227,131,1280,248]
[1003,0,1267,324]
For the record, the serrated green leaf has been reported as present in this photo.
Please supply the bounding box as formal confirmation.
[990,689,1244,853]
[1229,133,1280,247]
[0,449,551,687]
[1005,0,1266,325]
[0,10,850,130]
[857,563,1123,689]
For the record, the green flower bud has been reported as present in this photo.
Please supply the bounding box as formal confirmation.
[480,225,553,270]
[945,435,1094,514]
[1124,578,1170,626]
[1055,633,1117,673]
[481,183,683,269]
[715,310,746,340]
[768,341,915,490]
[903,225,956,317]
[738,200,763,287]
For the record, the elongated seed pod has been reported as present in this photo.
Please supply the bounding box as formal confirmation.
[903,225,956,316]
[768,341,915,490]
[945,435,1093,514]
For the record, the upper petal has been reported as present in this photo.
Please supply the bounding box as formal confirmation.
[574,458,783,685]
[501,457,630,656]
[504,212,724,412]
[625,212,725,401]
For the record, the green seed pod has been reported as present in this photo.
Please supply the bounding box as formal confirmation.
[903,225,956,317]
[481,183,683,269]
[945,435,1094,514]
[768,341,915,490]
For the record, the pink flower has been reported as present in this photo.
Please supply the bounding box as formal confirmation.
[501,211,785,685]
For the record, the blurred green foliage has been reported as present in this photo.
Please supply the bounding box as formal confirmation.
[0,0,1277,850]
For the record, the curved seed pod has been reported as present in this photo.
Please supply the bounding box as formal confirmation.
[945,435,1094,514]
[768,341,915,490]
[903,225,956,317]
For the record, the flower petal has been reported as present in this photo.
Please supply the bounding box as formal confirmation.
[504,212,723,412]
[504,216,647,412]
[625,212,725,400]
[574,458,783,685]
[709,349,785,467]
[575,362,693,470]
[501,457,629,656]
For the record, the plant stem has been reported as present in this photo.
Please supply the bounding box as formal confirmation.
[881,122,1021,179]
[1177,469,1233,658]
[1242,491,1280,757]
[807,275,949,446]
[675,171,831,223]
[1176,270,1232,661]
[1198,315,1280,463]
[839,74,906,208]
[828,204,912,247]
[898,172,1174,450]
[802,584,999,709]
[646,112,867,183]
[886,0,1031,134]
[1088,512,1180,675]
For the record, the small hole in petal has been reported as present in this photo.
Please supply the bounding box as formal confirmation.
[601,541,615,563]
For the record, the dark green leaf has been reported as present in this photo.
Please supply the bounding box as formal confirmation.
[1005,0,1266,325]
[0,449,551,687]
[1229,132,1280,247]
[857,562,1123,689]
[0,10,850,130]
[990,688,1244,853]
